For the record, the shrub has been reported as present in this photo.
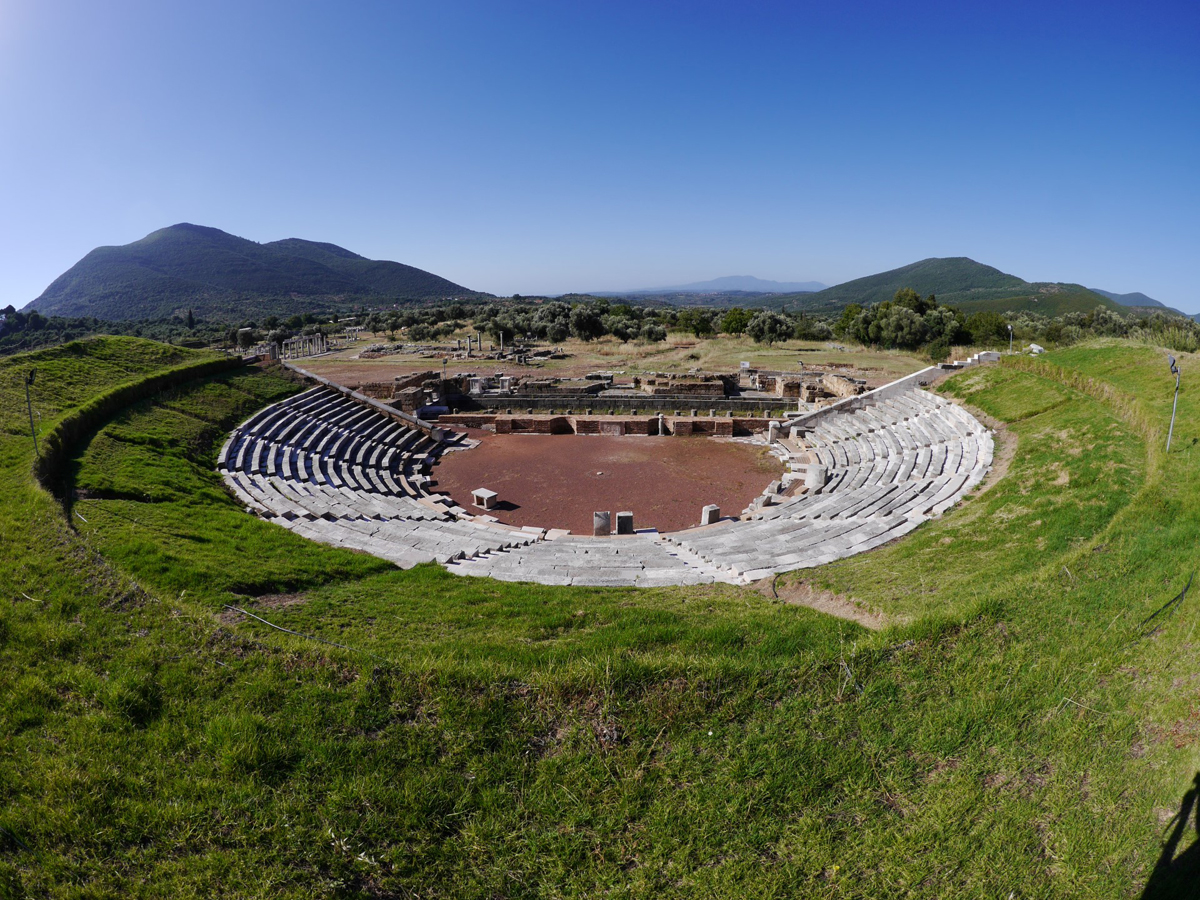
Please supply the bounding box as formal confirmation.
[746,311,792,345]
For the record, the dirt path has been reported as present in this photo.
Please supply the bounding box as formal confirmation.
[761,578,891,630]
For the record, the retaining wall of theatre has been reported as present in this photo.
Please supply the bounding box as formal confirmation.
[438,413,769,437]
[461,394,799,415]
[788,355,1000,434]
[280,361,443,440]
[35,354,247,495]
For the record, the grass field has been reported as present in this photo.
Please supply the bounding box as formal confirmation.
[4,336,1200,897]
[302,332,932,389]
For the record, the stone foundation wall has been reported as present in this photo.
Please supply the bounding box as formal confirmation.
[394,371,432,392]
[393,386,424,412]
[519,380,607,395]
[641,381,725,397]
[438,413,497,428]
[356,382,396,400]
[669,418,734,436]
[573,417,658,436]
[496,416,574,434]
[469,395,795,415]
[820,372,867,399]
[439,413,770,438]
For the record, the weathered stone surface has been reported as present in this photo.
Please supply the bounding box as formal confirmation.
[593,511,612,536]
[616,511,634,535]
[806,466,827,492]
[701,504,721,525]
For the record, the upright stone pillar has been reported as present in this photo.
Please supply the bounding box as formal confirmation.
[615,511,634,535]
[701,504,720,526]
[593,511,612,536]
[806,465,827,493]
[768,420,781,442]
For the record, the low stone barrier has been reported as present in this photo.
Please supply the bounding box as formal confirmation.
[670,418,734,436]
[440,413,770,437]
[438,413,498,428]
[788,353,999,435]
[281,361,443,440]
[496,416,573,434]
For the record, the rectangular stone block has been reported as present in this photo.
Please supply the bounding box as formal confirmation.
[805,466,827,492]
[593,511,612,536]
[472,488,498,509]
[616,511,634,535]
[701,504,721,526]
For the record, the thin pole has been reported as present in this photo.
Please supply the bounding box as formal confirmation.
[1167,372,1180,452]
[25,377,38,457]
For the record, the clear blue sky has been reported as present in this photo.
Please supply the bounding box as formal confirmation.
[2,1,1198,309]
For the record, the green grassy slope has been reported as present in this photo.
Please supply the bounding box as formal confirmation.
[4,337,1200,896]
[26,223,482,321]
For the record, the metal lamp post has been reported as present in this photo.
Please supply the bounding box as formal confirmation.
[1167,355,1181,452]
[24,368,38,457]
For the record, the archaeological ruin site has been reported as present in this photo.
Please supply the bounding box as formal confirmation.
[219,349,999,587]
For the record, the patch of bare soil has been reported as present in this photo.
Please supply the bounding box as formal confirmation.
[942,396,1017,498]
[431,433,783,534]
[218,593,308,625]
[759,577,890,630]
[252,592,309,610]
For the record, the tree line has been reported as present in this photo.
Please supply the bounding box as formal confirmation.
[6,292,1199,361]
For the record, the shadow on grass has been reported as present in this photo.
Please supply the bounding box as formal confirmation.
[1142,772,1200,899]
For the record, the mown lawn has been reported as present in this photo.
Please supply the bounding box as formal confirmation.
[3,337,1200,897]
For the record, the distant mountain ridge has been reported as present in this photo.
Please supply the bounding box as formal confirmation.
[1090,288,1163,309]
[26,224,481,321]
[607,275,827,294]
[590,259,1157,318]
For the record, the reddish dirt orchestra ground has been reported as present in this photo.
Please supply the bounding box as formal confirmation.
[430,430,785,534]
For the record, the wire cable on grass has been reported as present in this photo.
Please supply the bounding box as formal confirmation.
[1139,572,1194,636]
[0,824,31,852]
[223,605,391,664]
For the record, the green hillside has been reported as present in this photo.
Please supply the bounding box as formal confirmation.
[951,286,1123,317]
[4,336,1200,895]
[25,224,485,321]
[777,257,1123,316]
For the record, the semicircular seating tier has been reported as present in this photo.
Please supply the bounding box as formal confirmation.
[219,382,992,586]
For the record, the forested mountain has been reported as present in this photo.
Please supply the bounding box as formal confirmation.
[773,257,1125,318]
[25,224,483,320]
